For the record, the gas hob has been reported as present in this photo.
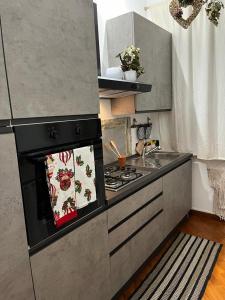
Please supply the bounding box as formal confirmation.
[104,165,147,192]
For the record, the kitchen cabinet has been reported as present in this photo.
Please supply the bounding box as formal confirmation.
[108,179,163,297]
[0,29,11,120]
[163,160,192,238]
[0,0,99,119]
[108,159,192,297]
[106,12,172,111]
[30,212,110,300]
[0,133,35,299]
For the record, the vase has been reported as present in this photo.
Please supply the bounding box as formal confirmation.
[105,67,124,80]
[124,70,137,82]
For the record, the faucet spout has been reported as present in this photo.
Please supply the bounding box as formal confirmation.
[142,145,161,159]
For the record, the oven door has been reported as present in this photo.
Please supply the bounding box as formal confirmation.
[18,139,105,254]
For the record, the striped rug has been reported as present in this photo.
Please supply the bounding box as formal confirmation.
[130,232,222,300]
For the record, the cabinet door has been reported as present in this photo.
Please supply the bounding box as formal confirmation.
[0,133,34,299]
[134,13,172,111]
[30,212,110,300]
[106,12,172,111]
[0,0,99,118]
[0,25,11,120]
[106,13,134,67]
[163,160,192,238]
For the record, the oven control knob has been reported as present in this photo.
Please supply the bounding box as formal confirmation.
[48,127,58,139]
[75,125,81,135]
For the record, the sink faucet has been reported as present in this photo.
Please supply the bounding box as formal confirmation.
[142,145,161,159]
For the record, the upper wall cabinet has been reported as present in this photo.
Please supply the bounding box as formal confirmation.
[0,24,11,121]
[0,0,99,119]
[106,12,172,112]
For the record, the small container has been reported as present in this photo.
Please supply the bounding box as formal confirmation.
[105,67,124,80]
[124,70,137,82]
[118,156,126,169]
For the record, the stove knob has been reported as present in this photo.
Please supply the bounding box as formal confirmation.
[48,127,58,139]
[75,125,81,135]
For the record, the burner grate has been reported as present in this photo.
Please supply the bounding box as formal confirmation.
[104,164,144,192]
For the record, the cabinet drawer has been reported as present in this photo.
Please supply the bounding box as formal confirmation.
[109,195,163,252]
[110,239,134,297]
[108,179,162,230]
[110,209,163,297]
[131,210,163,273]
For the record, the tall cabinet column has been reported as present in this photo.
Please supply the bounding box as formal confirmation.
[0,133,35,299]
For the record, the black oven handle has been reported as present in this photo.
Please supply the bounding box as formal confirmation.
[21,139,102,162]
[28,156,47,163]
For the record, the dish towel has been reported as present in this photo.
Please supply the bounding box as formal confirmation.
[46,150,78,228]
[73,145,97,209]
[208,167,225,221]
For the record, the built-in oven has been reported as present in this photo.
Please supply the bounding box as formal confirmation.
[14,118,106,254]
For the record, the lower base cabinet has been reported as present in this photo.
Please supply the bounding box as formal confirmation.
[108,181,164,298]
[109,160,192,298]
[110,210,163,297]
[30,212,110,300]
[163,160,192,238]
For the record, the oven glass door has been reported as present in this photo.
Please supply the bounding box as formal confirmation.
[18,139,105,252]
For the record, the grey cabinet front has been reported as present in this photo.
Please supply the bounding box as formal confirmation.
[0,0,99,118]
[30,212,110,300]
[106,12,172,111]
[133,13,172,111]
[109,190,163,297]
[163,160,192,238]
[0,27,11,120]
[0,133,34,299]
[110,211,163,297]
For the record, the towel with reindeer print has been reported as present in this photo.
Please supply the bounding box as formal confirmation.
[45,146,97,228]
[46,150,77,228]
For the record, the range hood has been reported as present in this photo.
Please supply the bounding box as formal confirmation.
[98,76,152,99]
[93,3,152,100]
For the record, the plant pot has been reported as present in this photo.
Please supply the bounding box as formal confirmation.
[105,67,124,80]
[124,70,137,82]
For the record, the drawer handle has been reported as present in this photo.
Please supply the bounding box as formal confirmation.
[110,209,163,257]
[108,192,163,233]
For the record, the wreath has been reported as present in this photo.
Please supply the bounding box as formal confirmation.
[170,0,224,28]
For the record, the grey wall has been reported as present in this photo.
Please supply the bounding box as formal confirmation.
[101,117,132,164]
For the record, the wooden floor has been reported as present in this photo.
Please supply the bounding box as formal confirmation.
[117,212,225,300]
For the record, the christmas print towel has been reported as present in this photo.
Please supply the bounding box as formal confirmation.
[46,151,78,228]
[73,145,97,208]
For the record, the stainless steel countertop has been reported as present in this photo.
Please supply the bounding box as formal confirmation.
[105,152,193,207]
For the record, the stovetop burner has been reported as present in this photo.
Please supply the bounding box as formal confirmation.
[104,165,144,192]
[120,171,138,181]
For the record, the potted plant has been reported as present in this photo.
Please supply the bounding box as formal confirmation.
[116,45,144,82]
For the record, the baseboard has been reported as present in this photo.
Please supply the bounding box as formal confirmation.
[191,207,214,215]
[190,209,215,218]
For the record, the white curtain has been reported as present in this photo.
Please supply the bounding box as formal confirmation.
[147,0,225,160]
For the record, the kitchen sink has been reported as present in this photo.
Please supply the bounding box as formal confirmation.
[145,152,182,160]
[127,152,182,169]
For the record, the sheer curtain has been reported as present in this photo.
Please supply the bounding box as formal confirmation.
[146,0,225,160]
